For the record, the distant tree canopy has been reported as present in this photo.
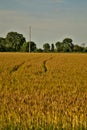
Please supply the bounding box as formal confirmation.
[0,37,6,51]
[55,38,74,52]
[5,32,26,51]
[51,44,55,52]
[43,43,50,52]
[21,41,36,52]
[0,31,87,52]
[55,42,63,52]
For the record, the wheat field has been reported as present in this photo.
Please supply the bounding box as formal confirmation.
[0,53,87,130]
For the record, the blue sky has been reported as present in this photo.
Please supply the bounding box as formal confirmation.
[0,0,87,48]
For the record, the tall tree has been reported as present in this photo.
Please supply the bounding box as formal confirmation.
[43,43,50,52]
[0,37,6,52]
[55,42,63,52]
[51,43,55,52]
[63,38,73,48]
[5,32,26,51]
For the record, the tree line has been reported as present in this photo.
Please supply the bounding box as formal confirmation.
[0,31,87,52]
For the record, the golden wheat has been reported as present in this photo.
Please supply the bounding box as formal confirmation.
[0,53,87,129]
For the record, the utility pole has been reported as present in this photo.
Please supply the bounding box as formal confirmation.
[29,26,31,53]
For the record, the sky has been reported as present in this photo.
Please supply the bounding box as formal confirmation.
[0,0,87,48]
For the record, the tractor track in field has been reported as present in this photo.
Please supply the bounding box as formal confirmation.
[43,60,47,72]
[1,55,54,75]
[9,62,25,74]
[42,56,53,73]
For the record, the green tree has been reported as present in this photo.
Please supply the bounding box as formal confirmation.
[73,45,84,52]
[51,43,55,52]
[5,32,26,51]
[63,44,72,52]
[63,38,73,46]
[63,38,74,52]
[0,37,6,52]
[43,43,50,52]
[36,48,43,52]
[83,47,87,52]
[55,42,63,52]
[21,41,36,52]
